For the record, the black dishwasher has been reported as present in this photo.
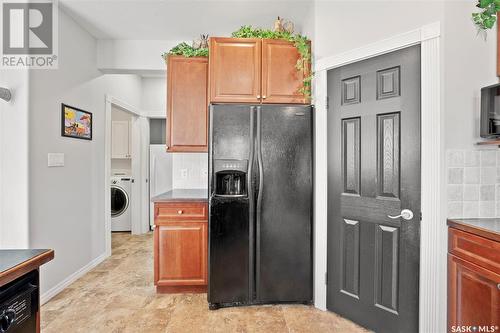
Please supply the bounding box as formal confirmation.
[0,271,38,333]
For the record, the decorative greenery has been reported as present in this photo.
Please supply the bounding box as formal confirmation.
[472,0,500,30]
[162,42,208,60]
[232,25,312,97]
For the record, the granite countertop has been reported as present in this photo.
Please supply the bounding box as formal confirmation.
[447,218,500,242]
[0,249,54,286]
[151,189,208,202]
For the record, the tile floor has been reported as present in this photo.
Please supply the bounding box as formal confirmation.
[41,232,369,333]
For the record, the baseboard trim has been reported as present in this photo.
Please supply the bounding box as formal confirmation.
[40,252,109,305]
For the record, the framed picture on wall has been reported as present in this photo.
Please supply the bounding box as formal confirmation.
[61,103,92,140]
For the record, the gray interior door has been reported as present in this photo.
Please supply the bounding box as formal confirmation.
[327,46,421,333]
[257,105,313,303]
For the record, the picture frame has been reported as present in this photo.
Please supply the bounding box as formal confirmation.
[61,103,92,140]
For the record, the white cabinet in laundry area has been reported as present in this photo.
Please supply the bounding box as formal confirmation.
[111,120,131,158]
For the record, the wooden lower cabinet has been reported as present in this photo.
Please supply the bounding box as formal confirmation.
[154,201,208,293]
[448,227,500,332]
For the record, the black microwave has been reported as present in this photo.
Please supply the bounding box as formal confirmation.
[480,83,500,138]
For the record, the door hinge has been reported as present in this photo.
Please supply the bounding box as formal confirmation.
[325,272,328,285]
[325,96,329,109]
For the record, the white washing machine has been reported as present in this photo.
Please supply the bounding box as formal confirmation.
[110,176,132,231]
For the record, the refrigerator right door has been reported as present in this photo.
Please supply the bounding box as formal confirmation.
[256,105,313,303]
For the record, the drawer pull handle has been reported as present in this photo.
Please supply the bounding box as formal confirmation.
[177,210,183,215]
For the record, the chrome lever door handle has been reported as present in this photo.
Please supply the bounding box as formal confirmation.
[388,209,414,220]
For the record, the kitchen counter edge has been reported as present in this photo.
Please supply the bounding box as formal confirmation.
[151,189,208,202]
[0,249,54,286]
[447,218,500,242]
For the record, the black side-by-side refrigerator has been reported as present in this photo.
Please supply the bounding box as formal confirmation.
[208,104,313,309]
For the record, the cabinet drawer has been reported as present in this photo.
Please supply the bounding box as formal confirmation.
[155,202,208,222]
[449,228,500,275]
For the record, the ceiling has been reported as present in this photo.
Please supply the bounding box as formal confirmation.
[59,0,313,40]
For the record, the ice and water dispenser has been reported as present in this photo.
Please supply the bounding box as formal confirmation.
[213,159,247,197]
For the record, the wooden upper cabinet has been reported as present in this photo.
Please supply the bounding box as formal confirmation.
[209,37,311,104]
[261,39,309,104]
[209,37,261,103]
[166,55,208,152]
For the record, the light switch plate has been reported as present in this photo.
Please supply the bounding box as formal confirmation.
[48,153,65,167]
[180,168,188,179]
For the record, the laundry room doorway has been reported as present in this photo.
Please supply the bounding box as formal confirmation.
[104,96,150,256]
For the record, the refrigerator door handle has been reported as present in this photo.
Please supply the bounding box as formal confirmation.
[256,106,263,212]
[248,106,256,300]
[248,106,255,205]
[255,105,264,299]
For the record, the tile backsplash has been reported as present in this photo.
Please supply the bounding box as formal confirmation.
[446,149,500,218]
[172,153,208,189]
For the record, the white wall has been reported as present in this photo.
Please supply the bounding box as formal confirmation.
[97,39,181,76]
[314,1,445,59]
[28,9,142,295]
[141,77,166,116]
[0,69,30,249]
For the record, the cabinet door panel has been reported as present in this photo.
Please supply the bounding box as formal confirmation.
[111,121,130,158]
[448,254,500,331]
[155,223,207,286]
[261,39,309,104]
[209,38,261,103]
[167,56,208,152]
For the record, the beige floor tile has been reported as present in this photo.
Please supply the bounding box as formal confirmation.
[42,232,366,333]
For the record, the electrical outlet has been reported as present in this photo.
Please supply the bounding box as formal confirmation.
[180,168,188,179]
[200,168,208,178]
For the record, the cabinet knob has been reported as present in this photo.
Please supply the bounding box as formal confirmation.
[262,95,267,99]
[177,210,183,215]
[497,283,500,290]
[257,95,261,99]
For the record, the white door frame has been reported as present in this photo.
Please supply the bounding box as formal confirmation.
[104,95,149,256]
[313,22,446,333]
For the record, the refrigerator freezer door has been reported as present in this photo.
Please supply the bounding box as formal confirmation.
[208,104,255,306]
[256,105,313,303]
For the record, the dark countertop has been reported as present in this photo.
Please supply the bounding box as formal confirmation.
[0,249,54,286]
[151,189,208,202]
[447,218,500,242]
